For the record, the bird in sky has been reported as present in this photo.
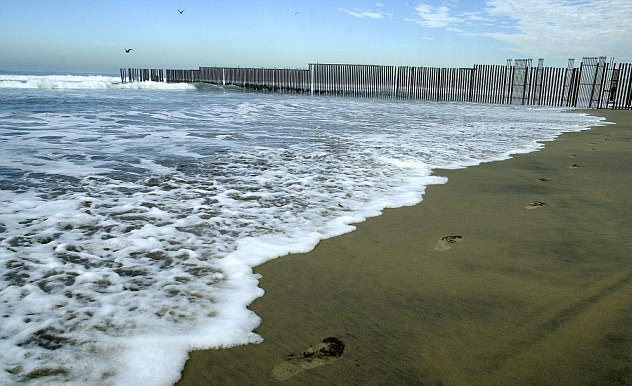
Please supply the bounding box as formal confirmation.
[124,49,134,53]
[178,9,185,14]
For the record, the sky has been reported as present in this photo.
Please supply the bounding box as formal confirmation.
[1,0,631,74]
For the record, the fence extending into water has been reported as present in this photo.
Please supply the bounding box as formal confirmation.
[121,57,632,109]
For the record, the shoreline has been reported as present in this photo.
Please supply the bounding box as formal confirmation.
[176,110,631,386]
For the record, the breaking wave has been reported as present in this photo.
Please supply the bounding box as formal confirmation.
[0,74,195,90]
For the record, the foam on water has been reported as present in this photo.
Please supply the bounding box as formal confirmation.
[0,74,195,90]
[0,80,604,386]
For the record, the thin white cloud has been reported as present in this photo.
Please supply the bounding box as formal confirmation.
[461,11,489,22]
[483,0,632,59]
[408,4,461,28]
[340,7,387,19]
[405,0,632,61]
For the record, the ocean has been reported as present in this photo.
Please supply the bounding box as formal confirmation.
[0,73,604,386]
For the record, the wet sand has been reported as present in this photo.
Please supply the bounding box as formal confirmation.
[176,110,632,386]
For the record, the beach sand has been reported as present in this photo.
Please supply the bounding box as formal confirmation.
[176,110,631,386]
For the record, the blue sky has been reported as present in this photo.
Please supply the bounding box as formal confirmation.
[1,0,631,74]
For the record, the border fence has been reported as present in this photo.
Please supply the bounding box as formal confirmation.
[121,57,632,109]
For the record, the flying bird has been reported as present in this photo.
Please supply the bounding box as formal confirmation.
[178,9,185,14]
[124,48,134,53]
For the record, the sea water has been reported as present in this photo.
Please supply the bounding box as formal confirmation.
[0,73,604,386]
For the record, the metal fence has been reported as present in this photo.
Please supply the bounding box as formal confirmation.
[120,57,632,109]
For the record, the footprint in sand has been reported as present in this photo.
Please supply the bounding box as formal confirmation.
[434,235,463,251]
[271,337,345,381]
[526,200,547,209]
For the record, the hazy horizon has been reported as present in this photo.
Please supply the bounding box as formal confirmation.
[2,0,631,74]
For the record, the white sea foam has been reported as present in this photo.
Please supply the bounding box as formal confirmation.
[0,85,605,386]
[0,74,195,90]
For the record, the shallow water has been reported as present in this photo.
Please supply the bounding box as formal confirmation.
[0,74,604,386]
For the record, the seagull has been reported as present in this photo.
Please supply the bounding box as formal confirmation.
[124,48,134,53]
[178,9,185,14]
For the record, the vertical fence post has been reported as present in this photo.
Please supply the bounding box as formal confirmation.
[309,64,315,95]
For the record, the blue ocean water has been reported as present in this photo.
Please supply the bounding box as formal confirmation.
[0,73,604,386]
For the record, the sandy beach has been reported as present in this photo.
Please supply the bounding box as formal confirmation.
[176,109,631,386]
